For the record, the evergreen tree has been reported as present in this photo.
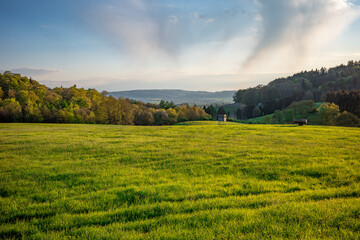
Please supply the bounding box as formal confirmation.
[218,106,226,115]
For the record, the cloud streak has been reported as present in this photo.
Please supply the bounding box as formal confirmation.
[243,0,360,72]
[86,0,252,69]
[88,0,181,66]
[10,67,62,76]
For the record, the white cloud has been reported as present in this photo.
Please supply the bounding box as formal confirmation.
[243,0,360,73]
[85,0,186,70]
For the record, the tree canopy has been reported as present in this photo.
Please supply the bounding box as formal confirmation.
[0,72,210,125]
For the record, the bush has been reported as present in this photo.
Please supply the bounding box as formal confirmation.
[272,110,282,124]
[264,115,272,124]
[288,100,316,118]
[317,103,340,126]
[285,109,294,123]
[335,111,360,127]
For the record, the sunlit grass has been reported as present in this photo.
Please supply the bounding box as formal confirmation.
[0,122,359,239]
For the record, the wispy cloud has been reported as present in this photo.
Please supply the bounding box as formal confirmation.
[242,0,360,73]
[190,12,214,23]
[87,0,181,65]
[10,67,62,76]
[85,0,252,69]
[83,0,360,83]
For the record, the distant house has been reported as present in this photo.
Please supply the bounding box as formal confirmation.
[218,114,226,124]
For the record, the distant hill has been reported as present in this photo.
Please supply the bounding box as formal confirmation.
[109,89,235,105]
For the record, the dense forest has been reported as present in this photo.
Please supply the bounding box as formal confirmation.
[326,89,360,118]
[0,71,210,125]
[233,60,360,119]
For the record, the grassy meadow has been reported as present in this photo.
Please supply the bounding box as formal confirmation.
[0,122,360,239]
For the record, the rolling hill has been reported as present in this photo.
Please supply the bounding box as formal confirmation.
[109,89,235,105]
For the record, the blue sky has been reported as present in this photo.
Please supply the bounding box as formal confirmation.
[1,0,360,91]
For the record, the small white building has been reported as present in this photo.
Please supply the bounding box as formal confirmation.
[218,114,227,124]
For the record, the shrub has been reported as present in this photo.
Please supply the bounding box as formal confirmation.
[288,100,316,118]
[272,110,282,124]
[264,115,272,124]
[317,103,340,126]
[284,108,294,123]
[335,111,360,127]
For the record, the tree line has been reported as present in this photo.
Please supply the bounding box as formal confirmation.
[233,61,360,119]
[0,72,210,125]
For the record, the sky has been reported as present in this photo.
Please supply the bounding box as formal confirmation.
[1,0,360,91]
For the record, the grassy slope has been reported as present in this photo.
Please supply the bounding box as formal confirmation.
[238,102,324,124]
[0,122,359,239]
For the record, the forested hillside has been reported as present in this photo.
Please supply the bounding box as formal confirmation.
[0,71,209,125]
[233,61,360,118]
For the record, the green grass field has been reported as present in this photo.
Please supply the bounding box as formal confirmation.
[1,122,360,239]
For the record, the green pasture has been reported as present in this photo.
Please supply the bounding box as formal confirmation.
[0,122,359,239]
[238,102,323,124]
